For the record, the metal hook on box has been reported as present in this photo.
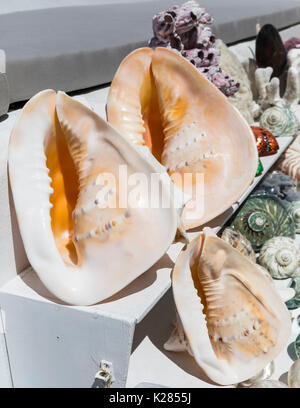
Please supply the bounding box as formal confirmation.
[94,360,114,388]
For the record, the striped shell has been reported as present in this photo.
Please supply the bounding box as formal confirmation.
[107,47,258,229]
[279,148,300,183]
[259,105,300,137]
[169,232,291,385]
[9,90,178,305]
[259,236,300,279]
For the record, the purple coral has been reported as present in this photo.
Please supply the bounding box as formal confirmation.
[284,37,300,53]
[149,0,239,97]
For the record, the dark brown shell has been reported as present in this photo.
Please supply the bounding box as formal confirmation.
[255,24,287,79]
[251,126,279,157]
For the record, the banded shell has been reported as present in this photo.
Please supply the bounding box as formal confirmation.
[288,359,300,388]
[259,105,300,137]
[249,380,289,388]
[288,201,300,232]
[285,276,300,309]
[106,47,258,229]
[259,237,300,279]
[169,233,291,385]
[279,148,300,183]
[221,227,256,262]
[9,90,178,305]
[231,193,295,251]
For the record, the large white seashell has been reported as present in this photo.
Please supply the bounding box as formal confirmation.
[107,47,258,230]
[249,380,289,388]
[168,233,291,385]
[259,237,300,279]
[9,90,179,305]
[288,359,300,388]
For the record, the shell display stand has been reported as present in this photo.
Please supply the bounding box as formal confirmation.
[0,84,296,387]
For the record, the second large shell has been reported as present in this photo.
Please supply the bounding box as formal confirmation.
[106,47,258,229]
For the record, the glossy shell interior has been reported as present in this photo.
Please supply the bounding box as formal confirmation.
[172,233,291,385]
[9,90,178,305]
[107,47,258,229]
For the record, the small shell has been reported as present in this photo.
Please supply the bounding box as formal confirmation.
[288,201,300,233]
[285,276,300,310]
[238,361,275,387]
[295,334,300,359]
[251,126,279,156]
[259,106,300,137]
[280,148,300,184]
[249,380,289,388]
[288,359,300,388]
[231,193,295,252]
[221,227,256,262]
[259,236,300,279]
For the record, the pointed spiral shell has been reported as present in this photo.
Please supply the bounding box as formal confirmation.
[259,236,300,279]
[259,106,300,137]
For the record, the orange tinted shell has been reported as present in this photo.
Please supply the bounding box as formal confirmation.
[107,47,258,229]
[251,126,279,157]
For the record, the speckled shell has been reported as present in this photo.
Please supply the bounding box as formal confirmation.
[251,126,279,156]
[259,236,300,279]
[8,90,179,305]
[170,233,291,385]
[231,194,295,251]
[259,106,300,137]
[288,201,300,233]
[249,380,289,388]
[221,227,256,262]
[107,47,258,230]
[288,359,300,388]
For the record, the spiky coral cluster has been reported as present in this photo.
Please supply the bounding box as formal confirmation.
[149,1,239,96]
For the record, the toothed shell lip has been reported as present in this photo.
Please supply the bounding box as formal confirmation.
[107,47,258,231]
[9,89,179,305]
[172,233,291,385]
